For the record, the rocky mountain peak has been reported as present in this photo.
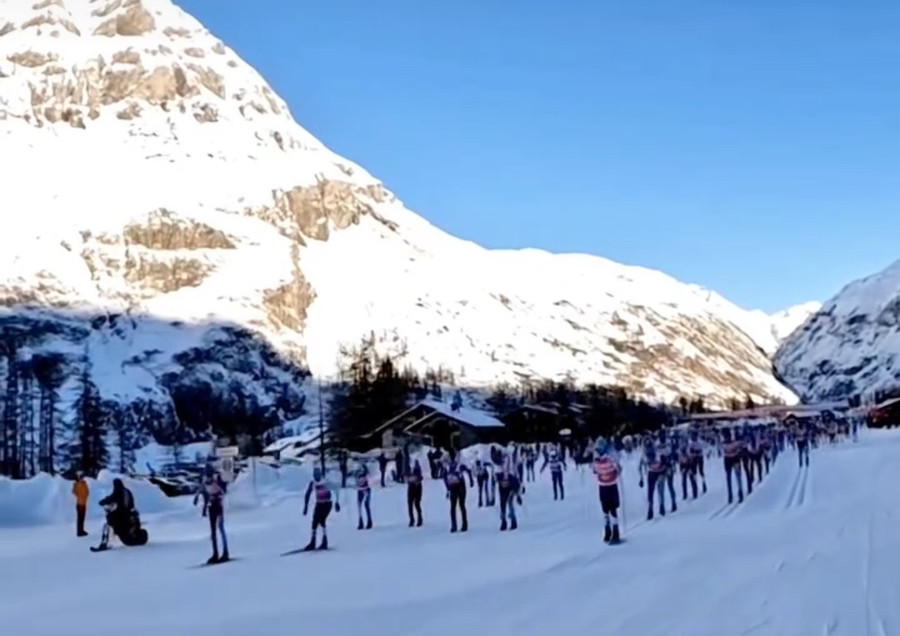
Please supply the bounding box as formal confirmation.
[0,0,799,435]
[1,0,300,148]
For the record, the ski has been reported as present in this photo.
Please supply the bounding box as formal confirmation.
[90,545,111,552]
[281,547,330,556]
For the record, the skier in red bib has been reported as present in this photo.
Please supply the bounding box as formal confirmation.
[592,436,622,543]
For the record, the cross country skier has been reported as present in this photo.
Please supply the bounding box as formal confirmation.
[741,426,756,494]
[355,463,373,530]
[198,465,230,564]
[750,427,765,482]
[496,457,522,531]
[794,422,810,467]
[525,447,537,482]
[441,452,473,533]
[475,459,490,507]
[721,428,744,504]
[758,427,773,476]
[688,429,707,494]
[406,459,424,527]
[639,440,667,520]
[540,447,567,500]
[302,467,341,551]
[656,431,678,513]
[678,438,698,500]
[593,436,622,543]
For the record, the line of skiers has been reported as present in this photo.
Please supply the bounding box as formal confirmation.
[88,412,857,562]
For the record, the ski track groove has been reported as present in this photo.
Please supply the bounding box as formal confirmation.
[784,467,803,509]
[863,511,875,636]
[795,469,809,507]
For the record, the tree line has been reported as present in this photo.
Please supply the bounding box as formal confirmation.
[0,323,309,479]
[326,334,762,451]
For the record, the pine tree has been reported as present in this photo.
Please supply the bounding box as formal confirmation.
[71,368,107,476]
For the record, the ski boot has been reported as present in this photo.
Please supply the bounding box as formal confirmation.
[408,518,414,527]
[366,518,372,530]
[647,508,653,521]
[358,519,364,530]
[461,520,468,532]
[603,524,612,543]
[609,525,621,544]
[500,519,508,531]
[317,536,328,550]
[416,517,422,527]
[219,549,230,563]
[302,540,316,552]
[207,552,219,565]
[509,519,517,530]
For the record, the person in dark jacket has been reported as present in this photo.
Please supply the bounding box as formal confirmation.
[95,478,140,549]
[406,459,424,527]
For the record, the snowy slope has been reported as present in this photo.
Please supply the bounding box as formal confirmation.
[775,260,900,401]
[2,431,898,636]
[731,301,822,356]
[0,0,796,424]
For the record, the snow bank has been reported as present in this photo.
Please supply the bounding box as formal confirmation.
[227,462,312,510]
[0,472,190,528]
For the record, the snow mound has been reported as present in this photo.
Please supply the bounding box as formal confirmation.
[0,471,187,528]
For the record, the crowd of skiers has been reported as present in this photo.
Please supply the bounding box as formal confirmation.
[76,411,860,563]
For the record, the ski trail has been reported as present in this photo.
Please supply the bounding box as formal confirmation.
[719,502,742,519]
[863,512,875,636]
[784,467,803,509]
[708,502,728,519]
[795,468,809,507]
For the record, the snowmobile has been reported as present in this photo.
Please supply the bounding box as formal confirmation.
[91,501,149,551]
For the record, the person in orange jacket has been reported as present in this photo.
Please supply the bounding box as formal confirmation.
[72,472,89,537]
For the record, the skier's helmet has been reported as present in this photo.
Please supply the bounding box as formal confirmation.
[313,466,323,481]
[594,436,608,456]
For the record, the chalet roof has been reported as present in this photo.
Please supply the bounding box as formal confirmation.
[419,399,504,429]
[366,399,505,439]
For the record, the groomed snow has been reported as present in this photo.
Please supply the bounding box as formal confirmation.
[2,432,898,636]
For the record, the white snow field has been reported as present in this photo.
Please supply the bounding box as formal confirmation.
[2,433,898,636]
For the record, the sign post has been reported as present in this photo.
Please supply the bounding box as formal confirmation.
[215,445,240,483]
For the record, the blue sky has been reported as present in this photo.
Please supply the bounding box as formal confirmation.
[180,0,899,312]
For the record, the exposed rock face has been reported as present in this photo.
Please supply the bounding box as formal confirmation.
[0,0,797,446]
[775,261,900,402]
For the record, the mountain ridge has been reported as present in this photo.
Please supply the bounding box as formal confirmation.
[0,0,802,419]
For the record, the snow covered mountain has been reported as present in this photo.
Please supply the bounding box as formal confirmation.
[0,0,797,429]
[731,301,822,357]
[775,261,900,402]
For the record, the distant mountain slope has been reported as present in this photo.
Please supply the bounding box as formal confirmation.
[775,261,900,401]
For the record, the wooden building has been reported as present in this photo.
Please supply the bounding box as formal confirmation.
[366,399,505,451]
